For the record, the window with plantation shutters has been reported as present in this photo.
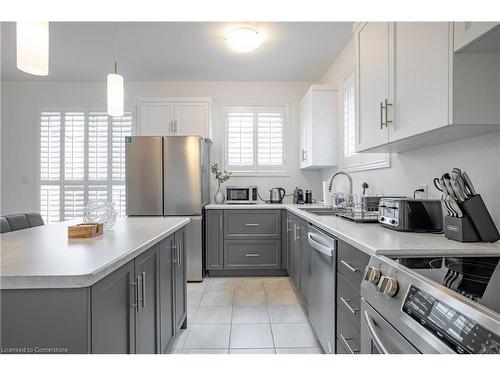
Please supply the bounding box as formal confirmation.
[39,109,133,223]
[225,106,287,175]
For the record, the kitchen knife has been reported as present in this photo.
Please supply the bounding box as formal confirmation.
[442,174,458,201]
[450,178,466,202]
[451,171,468,199]
[461,171,477,196]
[445,195,463,217]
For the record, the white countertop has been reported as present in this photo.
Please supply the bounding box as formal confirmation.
[206,203,500,257]
[0,216,190,290]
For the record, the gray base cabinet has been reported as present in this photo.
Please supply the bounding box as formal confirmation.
[91,260,135,354]
[205,210,223,270]
[174,227,187,331]
[0,227,187,354]
[205,209,282,274]
[134,243,161,354]
[335,240,369,354]
[159,235,176,353]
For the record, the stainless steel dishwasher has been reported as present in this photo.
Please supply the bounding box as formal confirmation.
[307,225,337,354]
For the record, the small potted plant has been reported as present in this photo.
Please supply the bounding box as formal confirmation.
[211,162,231,204]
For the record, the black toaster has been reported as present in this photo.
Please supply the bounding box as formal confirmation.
[378,198,443,233]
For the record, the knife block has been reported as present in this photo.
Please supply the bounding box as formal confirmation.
[444,215,481,242]
[457,194,499,243]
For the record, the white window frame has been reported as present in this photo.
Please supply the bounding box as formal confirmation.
[37,106,136,222]
[223,104,289,177]
[339,73,390,172]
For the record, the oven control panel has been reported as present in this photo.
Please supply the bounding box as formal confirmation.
[403,285,500,354]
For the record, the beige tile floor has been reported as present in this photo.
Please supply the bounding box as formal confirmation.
[170,276,323,354]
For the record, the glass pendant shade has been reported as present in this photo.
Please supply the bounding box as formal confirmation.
[107,73,124,117]
[16,21,49,76]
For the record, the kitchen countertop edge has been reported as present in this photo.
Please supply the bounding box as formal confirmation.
[205,203,500,257]
[0,217,190,290]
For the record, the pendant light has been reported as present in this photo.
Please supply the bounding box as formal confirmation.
[107,23,124,117]
[16,21,49,76]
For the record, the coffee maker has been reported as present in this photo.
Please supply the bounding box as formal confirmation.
[293,187,304,204]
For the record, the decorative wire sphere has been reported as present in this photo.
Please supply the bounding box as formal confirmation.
[83,200,117,230]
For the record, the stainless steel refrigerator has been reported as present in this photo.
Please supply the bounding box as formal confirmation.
[126,136,210,281]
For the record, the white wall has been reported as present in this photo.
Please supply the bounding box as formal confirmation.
[0,81,322,214]
[319,38,500,225]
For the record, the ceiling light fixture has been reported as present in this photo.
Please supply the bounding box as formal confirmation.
[107,23,124,117]
[224,27,265,53]
[16,21,49,76]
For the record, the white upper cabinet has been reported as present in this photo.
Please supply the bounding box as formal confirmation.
[355,22,390,151]
[139,98,212,139]
[139,101,175,136]
[355,22,500,153]
[389,22,450,142]
[299,85,338,169]
[454,22,499,52]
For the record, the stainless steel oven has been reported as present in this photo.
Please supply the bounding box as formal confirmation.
[361,255,500,354]
[226,186,258,204]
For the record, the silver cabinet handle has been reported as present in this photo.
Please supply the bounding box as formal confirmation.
[286,218,291,232]
[384,98,392,126]
[340,296,359,315]
[141,272,146,308]
[219,214,223,230]
[174,120,179,133]
[130,280,138,311]
[293,224,297,241]
[301,149,307,161]
[137,275,143,313]
[245,223,260,227]
[340,260,358,273]
[245,253,261,257]
[177,242,182,267]
[178,242,182,267]
[340,333,360,354]
[172,242,177,264]
[169,120,174,133]
[380,102,385,129]
[363,310,389,354]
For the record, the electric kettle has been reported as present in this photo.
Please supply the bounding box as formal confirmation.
[269,187,286,204]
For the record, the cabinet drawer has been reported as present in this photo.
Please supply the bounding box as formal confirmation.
[224,240,280,269]
[224,210,280,238]
[337,273,361,329]
[337,241,370,289]
[337,308,361,354]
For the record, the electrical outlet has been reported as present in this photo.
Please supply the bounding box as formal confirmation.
[416,184,428,199]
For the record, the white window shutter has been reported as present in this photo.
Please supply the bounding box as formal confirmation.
[227,112,254,168]
[40,185,60,223]
[257,111,284,168]
[88,112,109,181]
[40,112,61,181]
[111,114,132,181]
[64,112,85,180]
[64,185,84,220]
[112,185,127,217]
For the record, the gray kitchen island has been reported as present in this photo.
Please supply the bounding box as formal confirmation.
[0,216,190,354]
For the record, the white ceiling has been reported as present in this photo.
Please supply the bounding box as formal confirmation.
[1,22,352,81]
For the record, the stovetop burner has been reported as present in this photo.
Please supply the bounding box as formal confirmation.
[390,255,500,314]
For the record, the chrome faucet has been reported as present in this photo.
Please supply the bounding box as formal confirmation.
[328,171,353,207]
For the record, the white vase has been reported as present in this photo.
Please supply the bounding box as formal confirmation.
[214,186,225,204]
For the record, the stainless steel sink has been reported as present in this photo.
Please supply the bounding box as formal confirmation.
[299,207,341,216]
[299,207,379,223]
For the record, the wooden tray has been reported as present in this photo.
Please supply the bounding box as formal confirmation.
[68,223,104,238]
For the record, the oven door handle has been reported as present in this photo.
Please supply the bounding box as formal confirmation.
[363,310,389,354]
